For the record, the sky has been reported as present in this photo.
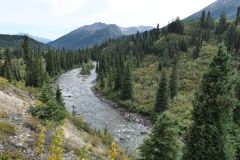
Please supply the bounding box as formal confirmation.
[0,0,216,40]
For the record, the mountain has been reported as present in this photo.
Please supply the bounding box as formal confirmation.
[185,0,240,21]
[48,22,153,50]
[18,33,52,44]
[120,26,154,35]
[0,34,52,50]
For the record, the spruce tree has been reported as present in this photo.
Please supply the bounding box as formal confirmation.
[139,112,182,160]
[192,44,201,59]
[226,24,236,52]
[121,63,132,100]
[235,7,240,27]
[200,11,206,29]
[216,12,227,35]
[169,64,178,99]
[185,44,237,160]
[155,71,169,113]
[56,85,64,106]
[114,65,121,91]
[22,36,30,62]
[2,49,13,81]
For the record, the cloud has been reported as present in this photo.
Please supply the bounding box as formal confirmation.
[0,0,216,39]
[40,0,84,17]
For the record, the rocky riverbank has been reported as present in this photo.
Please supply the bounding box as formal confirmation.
[91,83,152,132]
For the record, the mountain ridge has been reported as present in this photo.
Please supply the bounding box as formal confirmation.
[48,22,153,50]
[185,0,240,21]
[18,33,52,44]
[0,34,52,50]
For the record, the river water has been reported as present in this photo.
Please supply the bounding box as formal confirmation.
[56,68,149,153]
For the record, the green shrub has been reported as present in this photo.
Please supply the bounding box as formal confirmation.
[0,76,9,89]
[28,82,67,123]
[81,62,94,75]
[0,151,24,160]
[0,122,15,136]
[28,100,67,122]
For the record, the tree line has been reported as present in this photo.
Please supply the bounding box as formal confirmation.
[0,36,91,87]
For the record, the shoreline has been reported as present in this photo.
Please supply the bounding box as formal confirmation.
[90,82,152,130]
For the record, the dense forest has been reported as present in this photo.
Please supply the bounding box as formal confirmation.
[93,7,240,160]
[1,6,240,160]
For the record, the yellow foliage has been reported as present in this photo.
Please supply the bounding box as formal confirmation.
[35,100,43,106]
[0,76,9,89]
[36,128,46,154]
[15,81,25,90]
[0,111,7,118]
[108,142,119,160]
[48,128,64,160]
[80,145,87,160]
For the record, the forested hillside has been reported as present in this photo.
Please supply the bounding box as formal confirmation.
[0,34,51,50]
[93,7,240,159]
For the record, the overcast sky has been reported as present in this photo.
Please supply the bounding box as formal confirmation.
[0,0,216,40]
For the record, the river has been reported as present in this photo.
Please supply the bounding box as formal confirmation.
[55,67,149,153]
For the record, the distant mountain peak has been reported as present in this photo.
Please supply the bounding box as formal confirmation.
[49,22,153,50]
[18,32,51,44]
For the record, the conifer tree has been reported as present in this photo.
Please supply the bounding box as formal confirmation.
[185,44,237,160]
[206,11,214,30]
[2,49,13,81]
[139,112,182,160]
[22,36,30,62]
[56,85,64,106]
[216,12,227,35]
[155,71,169,113]
[200,11,206,29]
[192,44,201,59]
[226,24,236,52]
[169,64,178,99]
[114,65,122,91]
[120,63,132,100]
[235,7,240,27]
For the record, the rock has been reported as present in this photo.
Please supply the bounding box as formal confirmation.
[0,144,3,151]
[141,131,148,135]
[64,151,77,160]
[120,137,125,141]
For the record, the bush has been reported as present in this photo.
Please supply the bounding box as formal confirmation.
[81,62,94,75]
[0,151,24,160]
[0,76,9,89]
[0,122,15,136]
[28,100,67,122]
[28,82,67,123]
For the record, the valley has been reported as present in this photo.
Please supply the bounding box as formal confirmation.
[1,0,240,159]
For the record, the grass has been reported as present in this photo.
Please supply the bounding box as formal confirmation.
[68,115,114,147]
[69,115,94,134]
[67,116,126,159]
